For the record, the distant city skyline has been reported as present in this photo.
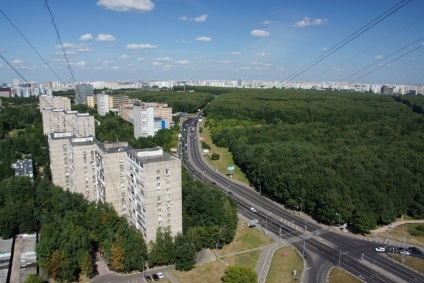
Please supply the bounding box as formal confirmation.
[1,0,423,85]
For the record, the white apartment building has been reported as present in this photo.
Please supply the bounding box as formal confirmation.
[41,108,95,137]
[48,131,181,242]
[133,102,155,139]
[97,93,110,116]
[39,95,71,111]
[127,147,182,243]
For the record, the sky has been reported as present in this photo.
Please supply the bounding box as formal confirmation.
[1,0,423,85]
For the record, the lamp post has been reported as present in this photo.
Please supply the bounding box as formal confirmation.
[266,212,271,233]
[257,178,262,195]
[336,212,341,226]
[298,197,303,212]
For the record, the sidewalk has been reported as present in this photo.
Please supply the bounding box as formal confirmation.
[371,220,424,234]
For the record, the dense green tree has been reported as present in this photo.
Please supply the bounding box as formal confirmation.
[221,265,257,283]
[174,233,196,271]
[148,227,175,267]
[24,274,44,283]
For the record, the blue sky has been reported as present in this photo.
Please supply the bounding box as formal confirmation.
[1,0,423,84]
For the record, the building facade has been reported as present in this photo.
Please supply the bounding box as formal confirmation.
[127,147,182,243]
[39,95,71,111]
[75,84,93,104]
[41,108,95,137]
[97,93,110,116]
[133,102,155,139]
[48,132,182,242]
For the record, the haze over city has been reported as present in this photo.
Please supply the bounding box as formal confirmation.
[1,0,423,85]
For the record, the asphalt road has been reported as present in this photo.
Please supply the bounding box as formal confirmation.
[180,114,424,283]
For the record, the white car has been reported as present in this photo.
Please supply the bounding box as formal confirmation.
[375,247,385,252]
[156,272,165,279]
[399,250,410,256]
[250,207,257,213]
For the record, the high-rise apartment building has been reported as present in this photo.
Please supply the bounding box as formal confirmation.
[154,103,173,124]
[75,84,93,104]
[48,133,181,242]
[87,95,96,108]
[39,95,71,111]
[41,108,95,137]
[127,147,182,242]
[133,102,155,139]
[97,93,110,116]
[109,95,129,109]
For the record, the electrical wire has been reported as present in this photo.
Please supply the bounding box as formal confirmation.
[0,8,65,84]
[310,16,424,82]
[0,53,30,83]
[282,0,412,84]
[340,36,424,82]
[350,43,423,83]
[44,0,76,83]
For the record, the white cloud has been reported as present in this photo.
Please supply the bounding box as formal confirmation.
[78,48,92,52]
[137,57,145,61]
[262,20,271,25]
[293,17,328,28]
[194,14,208,22]
[97,0,154,12]
[176,39,186,43]
[219,60,232,64]
[126,43,158,49]
[240,66,251,70]
[375,54,384,60]
[196,36,212,42]
[96,33,117,41]
[111,66,120,69]
[75,61,87,67]
[11,59,23,65]
[250,29,270,37]
[103,60,114,65]
[152,61,162,66]
[258,52,266,56]
[179,16,188,21]
[175,60,189,65]
[119,54,130,60]
[79,33,93,41]
[58,42,76,48]
[321,47,328,52]
[231,52,241,55]
[155,57,172,61]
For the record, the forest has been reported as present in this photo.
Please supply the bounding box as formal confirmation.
[204,89,424,233]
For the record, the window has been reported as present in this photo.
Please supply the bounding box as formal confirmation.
[157,196,161,201]
[156,170,160,174]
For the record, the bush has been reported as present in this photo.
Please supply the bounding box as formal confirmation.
[201,141,211,150]
[211,153,220,160]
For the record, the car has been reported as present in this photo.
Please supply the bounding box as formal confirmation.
[145,275,153,282]
[400,250,410,256]
[375,247,385,252]
[156,272,165,279]
[228,191,234,197]
[250,207,257,213]
[211,182,216,185]
[152,274,159,281]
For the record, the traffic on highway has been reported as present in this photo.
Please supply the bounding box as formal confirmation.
[179,113,424,283]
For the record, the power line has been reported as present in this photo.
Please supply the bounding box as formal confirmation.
[0,53,30,83]
[44,0,76,83]
[282,0,412,83]
[350,43,423,83]
[340,36,424,82]
[310,16,424,82]
[0,8,65,84]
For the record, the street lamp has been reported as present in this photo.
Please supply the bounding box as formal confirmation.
[336,213,341,226]
[298,197,303,212]
[257,178,262,195]
[266,212,271,233]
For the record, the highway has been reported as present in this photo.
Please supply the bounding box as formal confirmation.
[179,115,424,283]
